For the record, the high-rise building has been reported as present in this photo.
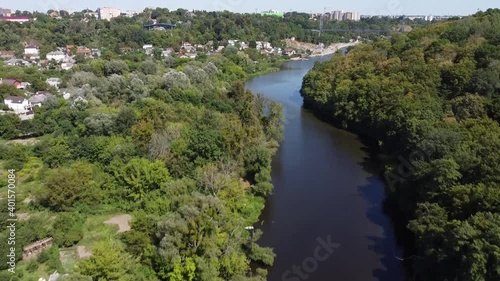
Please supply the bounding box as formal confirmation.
[332,10,343,21]
[343,12,353,21]
[98,7,121,20]
[353,11,361,21]
[0,8,12,16]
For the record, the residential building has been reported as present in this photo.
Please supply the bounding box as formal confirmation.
[0,78,22,88]
[98,7,121,20]
[61,63,74,70]
[240,42,249,50]
[353,12,361,21]
[343,12,353,21]
[24,45,39,57]
[84,12,98,19]
[0,50,15,59]
[182,42,195,52]
[123,10,139,17]
[283,48,296,56]
[0,8,12,16]
[76,46,92,56]
[46,78,62,89]
[91,49,101,57]
[4,96,30,113]
[332,11,343,21]
[46,51,65,62]
[28,92,54,107]
[4,59,31,66]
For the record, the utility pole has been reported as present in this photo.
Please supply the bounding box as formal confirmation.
[319,7,326,37]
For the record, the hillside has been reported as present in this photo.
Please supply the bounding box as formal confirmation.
[301,9,500,281]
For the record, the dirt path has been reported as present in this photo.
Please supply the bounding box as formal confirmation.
[104,214,132,233]
[77,246,92,259]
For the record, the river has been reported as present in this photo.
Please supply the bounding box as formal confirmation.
[246,56,405,281]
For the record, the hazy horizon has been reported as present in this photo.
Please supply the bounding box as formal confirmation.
[3,0,499,16]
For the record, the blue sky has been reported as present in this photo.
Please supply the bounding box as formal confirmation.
[6,0,500,16]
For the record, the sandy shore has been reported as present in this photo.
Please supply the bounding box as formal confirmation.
[308,41,361,57]
[285,39,362,58]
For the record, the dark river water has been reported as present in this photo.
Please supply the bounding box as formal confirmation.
[246,57,405,281]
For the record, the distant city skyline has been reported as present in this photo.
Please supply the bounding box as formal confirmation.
[4,0,500,16]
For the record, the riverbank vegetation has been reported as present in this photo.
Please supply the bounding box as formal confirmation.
[301,8,500,281]
[0,50,284,280]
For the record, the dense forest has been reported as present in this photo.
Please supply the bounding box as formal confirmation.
[0,45,285,280]
[301,8,500,281]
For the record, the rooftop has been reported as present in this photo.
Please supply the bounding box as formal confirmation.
[5,96,26,104]
[1,78,20,85]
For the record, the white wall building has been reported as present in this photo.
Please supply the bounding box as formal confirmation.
[24,45,39,56]
[98,7,121,20]
[4,96,30,113]
[46,78,62,89]
[46,51,65,62]
[61,62,74,70]
[425,15,434,21]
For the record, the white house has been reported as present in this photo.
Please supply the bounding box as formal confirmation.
[24,45,39,56]
[46,51,65,62]
[182,42,194,52]
[143,45,154,56]
[61,62,74,70]
[263,42,273,49]
[240,42,249,50]
[4,96,31,113]
[46,77,62,89]
[98,7,121,21]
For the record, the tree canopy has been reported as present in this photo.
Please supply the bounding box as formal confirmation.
[301,8,500,281]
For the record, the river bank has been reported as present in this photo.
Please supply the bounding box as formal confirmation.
[246,56,405,281]
[285,39,362,57]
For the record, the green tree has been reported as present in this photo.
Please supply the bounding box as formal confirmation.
[39,161,99,211]
[77,240,134,281]
[0,114,20,139]
[111,158,171,202]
